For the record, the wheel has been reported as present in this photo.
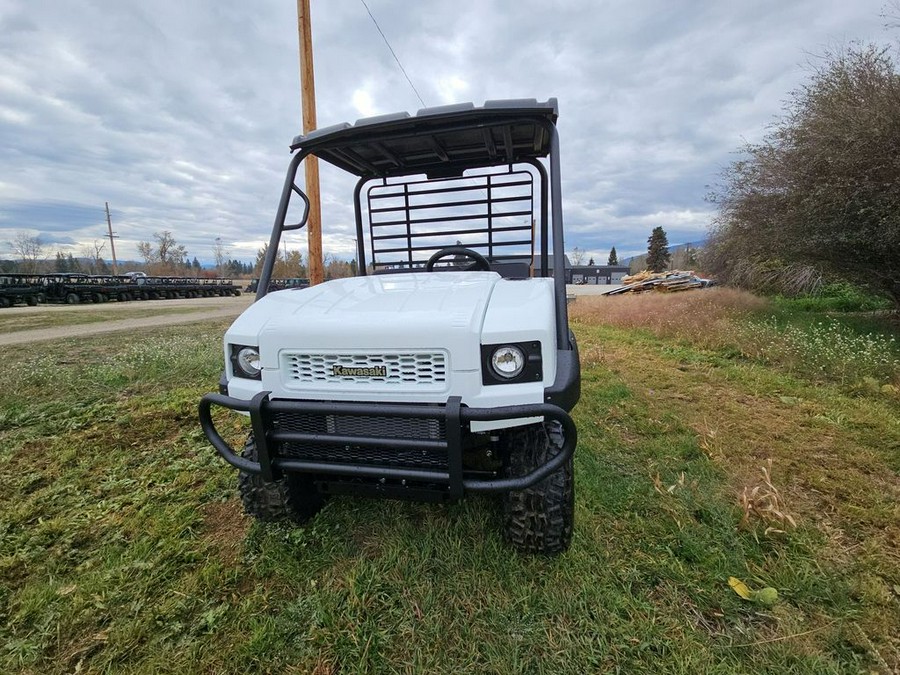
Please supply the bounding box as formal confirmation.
[502,422,574,555]
[232,289,241,296]
[425,246,490,272]
[238,433,327,523]
[25,295,37,306]
[66,293,80,304]
[0,297,10,308]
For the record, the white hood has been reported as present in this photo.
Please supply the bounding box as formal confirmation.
[224,271,558,410]
[230,272,500,372]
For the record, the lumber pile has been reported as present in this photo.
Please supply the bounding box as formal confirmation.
[604,270,709,295]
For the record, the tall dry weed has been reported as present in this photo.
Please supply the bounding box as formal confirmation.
[570,288,767,349]
[738,459,797,536]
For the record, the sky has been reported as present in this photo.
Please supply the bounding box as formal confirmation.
[0,0,895,267]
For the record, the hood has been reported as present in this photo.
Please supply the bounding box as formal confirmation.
[228,272,501,372]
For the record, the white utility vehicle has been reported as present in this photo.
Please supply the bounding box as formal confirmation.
[199,99,580,553]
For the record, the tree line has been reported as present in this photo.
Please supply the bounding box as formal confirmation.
[3,230,352,280]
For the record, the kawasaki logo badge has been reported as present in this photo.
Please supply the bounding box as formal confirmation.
[333,365,388,377]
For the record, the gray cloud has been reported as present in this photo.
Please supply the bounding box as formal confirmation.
[0,0,892,265]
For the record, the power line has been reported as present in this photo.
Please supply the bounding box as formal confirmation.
[358,0,426,109]
[356,2,526,241]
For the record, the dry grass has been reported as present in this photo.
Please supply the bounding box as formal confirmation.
[571,288,900,388]
[738,459,798,536]
[570,288,768,349]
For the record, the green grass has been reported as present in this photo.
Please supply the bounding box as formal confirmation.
[772,282,894,314]
[1,304,898,673]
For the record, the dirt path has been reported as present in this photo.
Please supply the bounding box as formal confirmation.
[0,296,253,347]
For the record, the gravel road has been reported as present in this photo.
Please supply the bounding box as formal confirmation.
[0,284,621,347]
[0,295,253,347]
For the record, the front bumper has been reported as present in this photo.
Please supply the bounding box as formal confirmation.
[198,391,576,498]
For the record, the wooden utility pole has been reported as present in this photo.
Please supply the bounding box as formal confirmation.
[297,0,323,285]
[105,201,119,274]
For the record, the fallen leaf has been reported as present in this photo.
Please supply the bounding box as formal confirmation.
[728,577,752,600]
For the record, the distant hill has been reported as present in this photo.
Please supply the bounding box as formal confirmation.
[624,240,705,273]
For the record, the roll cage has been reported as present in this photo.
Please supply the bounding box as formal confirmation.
[256,98,571,348]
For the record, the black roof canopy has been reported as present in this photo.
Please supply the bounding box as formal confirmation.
[290,98,558,179]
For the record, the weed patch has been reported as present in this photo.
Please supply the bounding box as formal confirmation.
[738,316,900,385]
[573,288,900,389]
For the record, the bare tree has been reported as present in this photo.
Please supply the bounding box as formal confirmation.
[213,237,228,275]
[254,244,308,280]
[137,231,188,275]
[10,232,44,273]
[81,240,108,274]
[324,254,353,280]
[883,1,900,28]
[570,246,586,265]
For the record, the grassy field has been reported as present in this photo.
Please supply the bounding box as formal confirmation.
[0,306,217,333]
[0,290,898,673]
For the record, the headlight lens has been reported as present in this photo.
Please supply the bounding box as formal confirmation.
[235,347,261,378]
[490,345,525,379]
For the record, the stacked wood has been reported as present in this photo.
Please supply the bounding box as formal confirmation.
[605,270,709,295]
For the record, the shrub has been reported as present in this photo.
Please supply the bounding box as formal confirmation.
[775,282,894,313]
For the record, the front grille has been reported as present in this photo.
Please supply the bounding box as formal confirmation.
[271,409,449,470]
[282,351,447,386]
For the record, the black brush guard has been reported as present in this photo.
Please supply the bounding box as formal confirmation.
[198,392,576,498]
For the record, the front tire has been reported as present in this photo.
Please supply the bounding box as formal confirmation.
[237,433,327,523]
[502,422,574,555]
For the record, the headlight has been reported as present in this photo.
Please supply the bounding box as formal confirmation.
[481,341,542,385]
[233,346,261,379]
[490,345,526,379]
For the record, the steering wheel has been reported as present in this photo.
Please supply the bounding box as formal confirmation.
[425,247,491,272]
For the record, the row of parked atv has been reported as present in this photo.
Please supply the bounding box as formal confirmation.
[0,273,242,308]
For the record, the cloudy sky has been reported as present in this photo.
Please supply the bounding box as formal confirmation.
[0,0,894,267]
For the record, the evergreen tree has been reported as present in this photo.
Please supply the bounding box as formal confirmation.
[587,257,594,266]
[254,244,269,276]
[646,227,671,272]
[607,246,618,266]
[55,251,69,272]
